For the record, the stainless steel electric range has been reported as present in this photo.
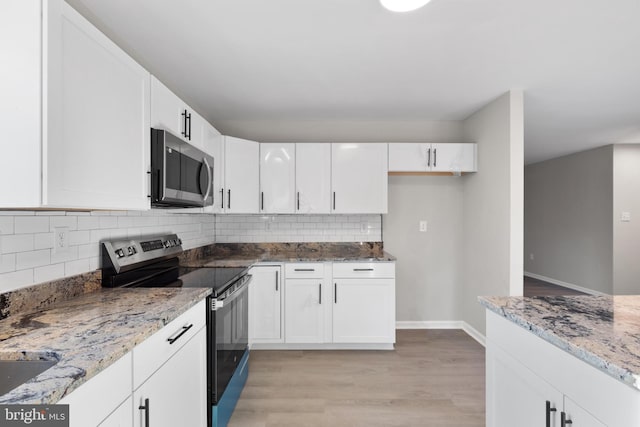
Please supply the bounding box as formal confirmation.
[101,234,250,427]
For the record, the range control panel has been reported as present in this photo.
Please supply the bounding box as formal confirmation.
[102,234,183,273]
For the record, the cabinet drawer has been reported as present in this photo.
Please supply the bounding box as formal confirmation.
[133,299,206,389]
[332,262,395,278]
[285,263,325,278]
[59,353,132,427]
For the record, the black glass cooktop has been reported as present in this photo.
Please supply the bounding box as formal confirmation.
[178,267,247,297]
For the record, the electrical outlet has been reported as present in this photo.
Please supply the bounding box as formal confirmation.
[54,227,69,253]
[529,253,534,261]
[621,212,631,222]
[360,223,368,233]
[419,221,427,232]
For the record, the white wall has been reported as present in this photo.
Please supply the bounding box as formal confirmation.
[524,146,614,294]
[612,144,640,294]
[384,176,463,322]
[461,90,524,335]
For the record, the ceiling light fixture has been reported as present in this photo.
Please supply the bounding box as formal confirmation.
[380,0,431,12]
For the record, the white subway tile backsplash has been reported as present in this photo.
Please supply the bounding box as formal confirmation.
[16,249,51,270]
[34,263,65,284]
[14,216,49,234]
[0,217,14,235]
[50,246,78,265]
[0,269,34,292]
[2,234,35,254]
[65,258,91,277]
[77,216,101,230]
[0,254,16,274]
[34,232,54,250]
[70,230,91,246]
[50,216,77,231]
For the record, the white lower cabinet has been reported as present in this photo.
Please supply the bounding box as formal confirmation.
[254,262,396,349]
[249,265,283,343]
[59,300,206,427]
[486,310,638,427]
[99,398,133,427]
[133,327,207,427]
[284,263,330,343]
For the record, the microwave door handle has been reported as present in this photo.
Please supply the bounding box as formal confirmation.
[202,158,212,201]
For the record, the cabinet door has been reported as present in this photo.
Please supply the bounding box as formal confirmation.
[203,123,225,213]
[224,136,259,213]
[332,278,395,343]
[133,327,207,427]
[296,143,331,213]
[388,143,429,172]
[99,397,133,427]
[331,143,388,214]
[0,0,42,207]
[260,143,295,213]
[563,397,606,427]
[430,143,477,172]
[45,0,150,210]
[249,266,283,343]
[285,279,326,343]
[150,76,184,139]
[187,108,207,151]
[486,343,563,427]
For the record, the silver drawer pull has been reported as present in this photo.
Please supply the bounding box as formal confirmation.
[294,268,315,272]
[353,268,374,272]
[167,324,193,345]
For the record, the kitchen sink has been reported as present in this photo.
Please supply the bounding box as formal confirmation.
[0,359,58,396]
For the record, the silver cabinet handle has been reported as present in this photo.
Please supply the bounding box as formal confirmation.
[333,192,336,210]
[353,268,374,272]
[139,398,150,427]
[434,148,437,168]
[297,192,300,210]
[275,270,279,291]
[334,283,337,303]
[220,188,224,208]
[294,268,315,272]
[227,189,231,209]
[319,283,322,304]
[427,148,431,167]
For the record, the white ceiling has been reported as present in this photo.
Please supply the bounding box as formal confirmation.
[67,0,640,164]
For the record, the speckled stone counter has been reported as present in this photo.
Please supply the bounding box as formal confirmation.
[479,295,640,390]
[0,287,211,404]
[180,242,396,267]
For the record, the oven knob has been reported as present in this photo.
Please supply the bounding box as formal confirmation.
[115,249,125,258]
[176,238,182,245]
[127,246,135,256]
[163,240,170,248]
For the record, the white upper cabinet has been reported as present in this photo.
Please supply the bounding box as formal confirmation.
[388,143,477,173]
[331,143,388,214]
[1,0,150,210]
[224,136,259,213]
[296,143,331,214]
[260,144,295,213]
[203,123,224,213]
[150,76,208,151]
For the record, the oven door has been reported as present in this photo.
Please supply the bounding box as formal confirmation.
[210,274,250,405]
[151,128,214,208]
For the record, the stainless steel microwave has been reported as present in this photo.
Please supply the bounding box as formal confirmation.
[151,128,214,208]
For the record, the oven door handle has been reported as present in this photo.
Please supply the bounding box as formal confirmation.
[211,275,251,310]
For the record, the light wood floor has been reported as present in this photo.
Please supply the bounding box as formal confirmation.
[229,330,485,427]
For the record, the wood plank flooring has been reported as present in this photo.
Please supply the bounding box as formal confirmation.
[229,330,485,427]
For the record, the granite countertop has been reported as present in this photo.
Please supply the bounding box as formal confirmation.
[180,242,396,268]
[0,287,211,405]
[479,295,640,390]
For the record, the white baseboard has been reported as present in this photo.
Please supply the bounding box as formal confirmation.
[524,271,607,296]
[395,320,486,347]
[395,320,462,329]
[461,321,486,347]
